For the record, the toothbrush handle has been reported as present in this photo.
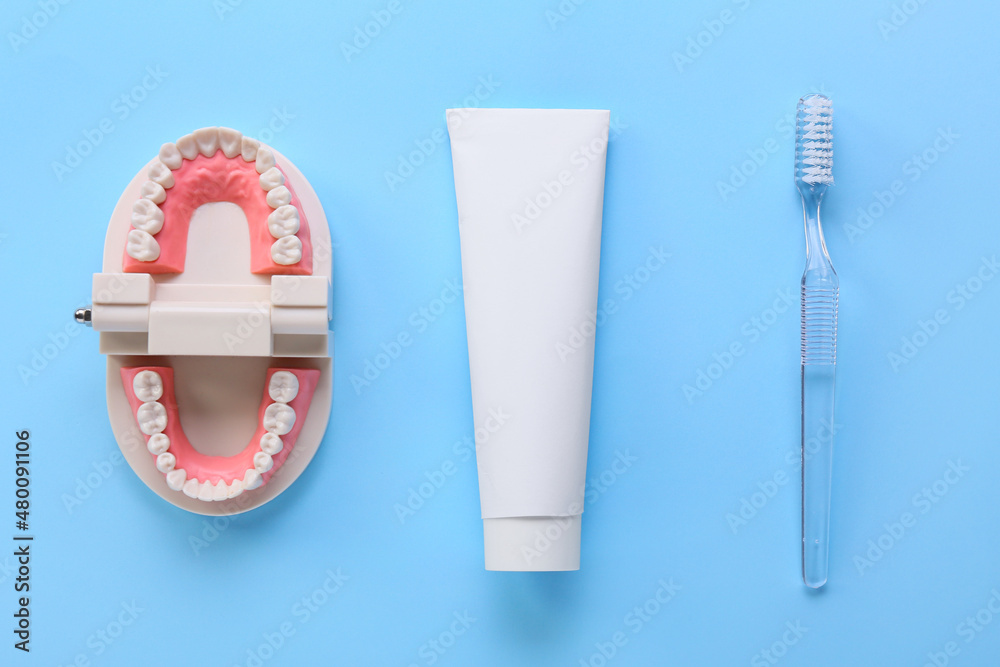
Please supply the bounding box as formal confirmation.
[800,283,838,588]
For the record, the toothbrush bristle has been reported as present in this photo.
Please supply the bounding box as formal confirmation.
[795,94,833,188]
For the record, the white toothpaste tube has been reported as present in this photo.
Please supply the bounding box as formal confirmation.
[446,108,610,571]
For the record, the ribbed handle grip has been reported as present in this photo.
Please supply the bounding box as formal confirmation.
[801,285,838,365]
[801,282,838,587]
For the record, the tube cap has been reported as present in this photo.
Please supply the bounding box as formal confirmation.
[483,516,581,571]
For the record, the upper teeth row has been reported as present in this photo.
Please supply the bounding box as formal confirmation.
[125,126,303,267]
[131,369,299,502]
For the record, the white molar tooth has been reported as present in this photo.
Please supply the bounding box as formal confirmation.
[267,205,300,238]
[268,371,299,403]
[126,229,161,262]
[166,469,187,491]
[197,480,215,501]
[212,479,229,501]
[218,127,243,158]
[263,403,296,435]
[259,167,285,191]
[176,134,199,160]
[147,433,170,455]
[193,127,220,157]
[158,142,183,170]
[156,452,176,473]
[140,181,166,204]
[147,161,175,189]
[270,236,302,266]
[241,136,260,162]
[253,452,274,474]
[243,469,263,490]
[226,479,244,499]
[132,370,163,402]
[131,198,164,235]
[136,401,167,435]
[260,433,283,456]
[266,185,291,208]
[182,478,200,498]
[255,146,275,174]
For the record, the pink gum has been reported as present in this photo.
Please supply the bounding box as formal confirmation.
[122,152,313,275]
[120,366,320,486]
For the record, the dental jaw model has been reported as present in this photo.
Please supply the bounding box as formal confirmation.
[78,127,333,514]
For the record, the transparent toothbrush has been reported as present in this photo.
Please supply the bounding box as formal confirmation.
[795,94,837,588]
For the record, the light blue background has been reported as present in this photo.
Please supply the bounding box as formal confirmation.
[1,1,998,665]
